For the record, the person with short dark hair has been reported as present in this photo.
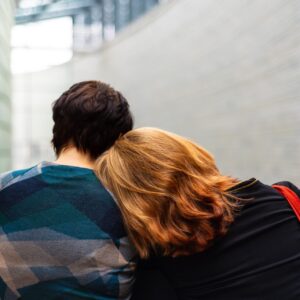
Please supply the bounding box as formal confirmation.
[52,80,133,160]
[0,81,135,299]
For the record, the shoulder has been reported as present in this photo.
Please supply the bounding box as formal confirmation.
[0,166,38,191]
[273,181,300,198]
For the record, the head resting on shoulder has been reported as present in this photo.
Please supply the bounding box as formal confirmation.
[96,127,239,258]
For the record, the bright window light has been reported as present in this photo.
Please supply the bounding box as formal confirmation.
[11,17,73,74]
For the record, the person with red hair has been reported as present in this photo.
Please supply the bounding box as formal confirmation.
[96,127,300,300]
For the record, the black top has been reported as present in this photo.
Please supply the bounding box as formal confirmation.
[132,179,300,300]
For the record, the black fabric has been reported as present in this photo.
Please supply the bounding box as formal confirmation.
[131,179,300,300]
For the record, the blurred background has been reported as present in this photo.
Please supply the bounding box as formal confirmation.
[0,0,299,184]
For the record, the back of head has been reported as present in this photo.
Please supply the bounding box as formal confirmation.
[96,128,238,258]
[52,80,133,159]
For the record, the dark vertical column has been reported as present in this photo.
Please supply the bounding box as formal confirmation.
[141,0,146,14]
[90,0,103,47]
[102,0,116,40]
[130,0,148,21]
[129,0,133,22]
[114,0,119,31]
[84,7,93,45]
[145,0,159,10]
[101,0,105,40]
[115,0,131,32]
[130,0,139,21]
[73,13,85,52]
[73,9,93,52]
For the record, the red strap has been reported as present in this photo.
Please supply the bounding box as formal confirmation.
[272,185,300,222]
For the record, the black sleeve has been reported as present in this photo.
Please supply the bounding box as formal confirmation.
[131,260,178,300]
[274,181,300,198]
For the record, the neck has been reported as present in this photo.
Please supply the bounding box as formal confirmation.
[55,147,95,169]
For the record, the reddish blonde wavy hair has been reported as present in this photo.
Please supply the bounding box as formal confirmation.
[96,128,239,258]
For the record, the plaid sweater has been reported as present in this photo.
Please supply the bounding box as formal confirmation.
[0,162,136,300]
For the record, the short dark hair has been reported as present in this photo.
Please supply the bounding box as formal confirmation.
[52,80,133,159]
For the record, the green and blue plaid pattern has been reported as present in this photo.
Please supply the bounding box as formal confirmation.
[0,162,136,299]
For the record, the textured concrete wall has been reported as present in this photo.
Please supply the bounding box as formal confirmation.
[0,1,14,172]
[13,0,300,184]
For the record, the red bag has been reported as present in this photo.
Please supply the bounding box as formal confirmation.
[272,185,300,221]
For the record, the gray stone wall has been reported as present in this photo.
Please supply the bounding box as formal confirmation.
[0,1,14,172]
[13,0,300,184]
